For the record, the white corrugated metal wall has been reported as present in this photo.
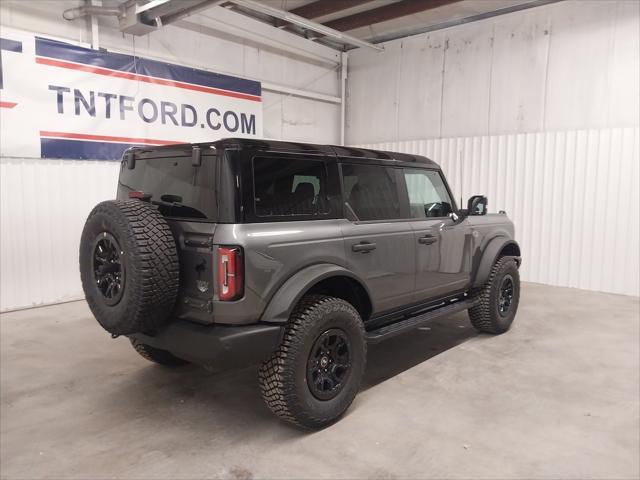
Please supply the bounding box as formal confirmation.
[357,127,640,297]
[0,2,343,311]
[347,0,640,297]
[0,160,120,310]
[346,1,640,144]
[1,1,639,310]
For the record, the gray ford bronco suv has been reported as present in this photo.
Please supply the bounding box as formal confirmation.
[80,138,521,429]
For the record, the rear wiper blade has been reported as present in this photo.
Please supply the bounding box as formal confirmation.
[151,199,185,208]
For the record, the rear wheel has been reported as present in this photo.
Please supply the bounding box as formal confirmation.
[469,256,520,334]
[130,338,189,366]
[259,295,366,429]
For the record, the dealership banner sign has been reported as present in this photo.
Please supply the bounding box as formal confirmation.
[0,28,262,160]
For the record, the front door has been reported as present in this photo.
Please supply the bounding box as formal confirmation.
[339,163,415,314]
[401,168,472,302]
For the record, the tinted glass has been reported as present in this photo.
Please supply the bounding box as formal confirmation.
[117,155,216,220]
[253,157,330,217]
[342,164,401,221]
[403,169,453,218]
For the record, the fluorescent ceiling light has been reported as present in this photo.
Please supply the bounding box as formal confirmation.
[136,0,171,15]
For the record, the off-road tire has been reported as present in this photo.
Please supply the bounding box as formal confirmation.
[129,338,189,366]
[79,200,179,336]
[259,295,367,429]
[469,256,520,334]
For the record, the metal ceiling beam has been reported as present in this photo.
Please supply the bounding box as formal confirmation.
[62,3,121,20]
[288,0,374,20]
[63,0,224,34]
[324,0,460,32]
[358,0,560,45]
[156,0,224,24]
[176,6,340,65]
[229,0,383,51]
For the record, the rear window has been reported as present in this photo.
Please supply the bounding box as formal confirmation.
[253,157,330,217]
[117,153,217,220]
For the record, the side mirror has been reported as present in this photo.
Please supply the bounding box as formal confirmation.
[467,195,488,215]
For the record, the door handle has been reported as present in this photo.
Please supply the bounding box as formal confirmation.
[352,242,377,253]
[418,235,438,245]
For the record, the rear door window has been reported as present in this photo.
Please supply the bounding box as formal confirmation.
[253,157,330,217]
[341,164,402,221]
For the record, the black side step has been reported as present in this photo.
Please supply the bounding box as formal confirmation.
[366,299,476,344]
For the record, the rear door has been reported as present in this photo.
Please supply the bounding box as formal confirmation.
[116,148,222,323]
[339,163,415,314]
[401,168,472,301]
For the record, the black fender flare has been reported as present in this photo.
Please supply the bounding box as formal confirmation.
[471,237,521,288]
[260,264,371,324]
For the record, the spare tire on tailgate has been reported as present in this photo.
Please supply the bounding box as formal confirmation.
[79,199,179,336]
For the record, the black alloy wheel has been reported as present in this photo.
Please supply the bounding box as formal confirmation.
[468,256,520,334]
[498,274,514,315]
[93,232,125,306]
[259,295,367,429]
[306,328,352,400]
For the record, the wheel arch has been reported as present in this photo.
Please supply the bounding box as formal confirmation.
[471,237,522,288]
[260,264,373,324]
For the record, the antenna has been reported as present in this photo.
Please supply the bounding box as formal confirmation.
[458,148,463,208]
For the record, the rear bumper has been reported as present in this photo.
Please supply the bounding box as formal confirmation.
[129,321,283,370]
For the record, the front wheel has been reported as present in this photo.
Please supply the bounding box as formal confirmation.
[259,295,367,429]
[468,256,520,334]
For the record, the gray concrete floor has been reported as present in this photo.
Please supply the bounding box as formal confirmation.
[1,283,638,480]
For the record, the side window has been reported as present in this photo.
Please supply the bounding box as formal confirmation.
[341,164,401,221]
[253,157,330,217]
[403,169,453,218]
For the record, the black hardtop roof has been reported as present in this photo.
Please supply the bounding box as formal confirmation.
[131,137,440,168]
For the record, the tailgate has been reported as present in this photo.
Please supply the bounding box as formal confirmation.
[168,219,217,324]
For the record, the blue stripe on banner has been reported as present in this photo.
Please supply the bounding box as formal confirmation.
[0,38,23,52]
[41,138,131,161]
[35,37,261,97]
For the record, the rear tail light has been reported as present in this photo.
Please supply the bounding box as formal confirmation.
[217,246,243,301]
[128,191,151,200]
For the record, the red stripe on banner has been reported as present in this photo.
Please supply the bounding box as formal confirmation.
[0,102,17,108]
[40,131,184,146]
[35,57,262,103]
